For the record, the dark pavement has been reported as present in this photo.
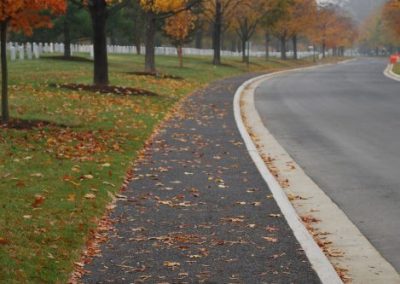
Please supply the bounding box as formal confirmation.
[255,58,400,272]
[83,74,320,283]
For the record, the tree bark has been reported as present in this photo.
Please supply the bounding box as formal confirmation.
[292,35,298,60]
[1,21,9,123]
[177,46,183,68]
[212,0,222,65]
[322,39,326,58]
[133,16,142,55]
[265,32,270,60]
[64,19,71,59]
[242,39,246,63]
[145,11,157,73]
[135,40,141,55]
[90,4,109,86]
[280,35,287,60]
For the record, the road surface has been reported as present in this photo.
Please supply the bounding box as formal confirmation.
[255,58,400,272]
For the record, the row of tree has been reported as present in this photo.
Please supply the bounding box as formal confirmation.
[1,0,358,123]
[359,0,400,55]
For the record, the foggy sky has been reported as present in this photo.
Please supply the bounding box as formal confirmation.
[319,0,386,21]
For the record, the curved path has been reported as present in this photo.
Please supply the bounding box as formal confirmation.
[83,74,320,283]
[255,58,400,272]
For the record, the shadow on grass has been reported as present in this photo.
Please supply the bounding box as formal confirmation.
[49,83,159,96]
[0,118,69,130]
[41,55,93,63]
[125,71,184,80]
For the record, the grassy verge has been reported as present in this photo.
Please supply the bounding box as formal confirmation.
[393,63,400,75]
[0,53,330,283]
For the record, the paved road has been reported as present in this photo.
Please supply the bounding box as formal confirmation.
[255,58,400,272]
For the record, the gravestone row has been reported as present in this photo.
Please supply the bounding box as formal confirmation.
[7,42,317,61]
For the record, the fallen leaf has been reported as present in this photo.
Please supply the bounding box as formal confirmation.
[163,261,180,269]
[30,173,44,178]
[0,238,8,245]
[84,193,96,199]
[263,237,278,243]
[83,174,94,180]
[32,195,45,208]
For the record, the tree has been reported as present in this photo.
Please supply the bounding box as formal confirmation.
[164,10,197,67]
[382,0,400,40]
[71,0,130,86]
[232,0,264,63]
[202,0,241,65]
[0,0,66,123]
[58,1,88,58]
[285,0,316,59]
[139,0,200,73]
[310,4,356,58]
[359,3,400,55]
[268,0,294,60]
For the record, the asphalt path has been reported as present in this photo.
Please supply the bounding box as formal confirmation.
[255,58,400,272]
[83,74,320,283]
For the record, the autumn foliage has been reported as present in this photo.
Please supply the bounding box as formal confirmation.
[382,0,400,39]
[164,10,197,67]
[0,0,66,34]
[0,0,66,123]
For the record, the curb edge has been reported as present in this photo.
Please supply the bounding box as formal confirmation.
[233,65,343,284]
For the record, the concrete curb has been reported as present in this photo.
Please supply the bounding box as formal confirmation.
[233,64,343,284]
[235,63,400,284]
[384,64,400,82]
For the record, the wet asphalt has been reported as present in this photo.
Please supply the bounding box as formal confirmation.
[83,73,320,283]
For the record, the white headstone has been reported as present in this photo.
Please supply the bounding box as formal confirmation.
[18,45,24,60]
[33,43,40,59]
[10,46,16,61]
[90,45,94,59]
[26,43,32,59]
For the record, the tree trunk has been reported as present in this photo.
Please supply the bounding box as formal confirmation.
[212,0,222,65]
[177,46,183,68]
[195,28,203,49]
[242,39,246,63]
[134,18,143,55]
[322,40,326,58]
[313,44,317,63]
[135,40,141,55]
[90,5,109,86]
[145,12,157,73]
[280,36,287,60]
[64,19,71,59]
[1,22,9,124]
[292,35,298,60]
[265,32,270,60]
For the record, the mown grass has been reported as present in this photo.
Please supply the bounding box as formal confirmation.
[0,53,324,283]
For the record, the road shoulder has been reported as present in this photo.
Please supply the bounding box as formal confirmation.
[237,67,400,283]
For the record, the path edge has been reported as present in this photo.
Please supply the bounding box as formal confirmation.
[384,64,400,82]
[233,65,343,284]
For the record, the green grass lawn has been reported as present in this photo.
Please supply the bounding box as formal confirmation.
[393,63,400,75]
[0,53,325,283]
